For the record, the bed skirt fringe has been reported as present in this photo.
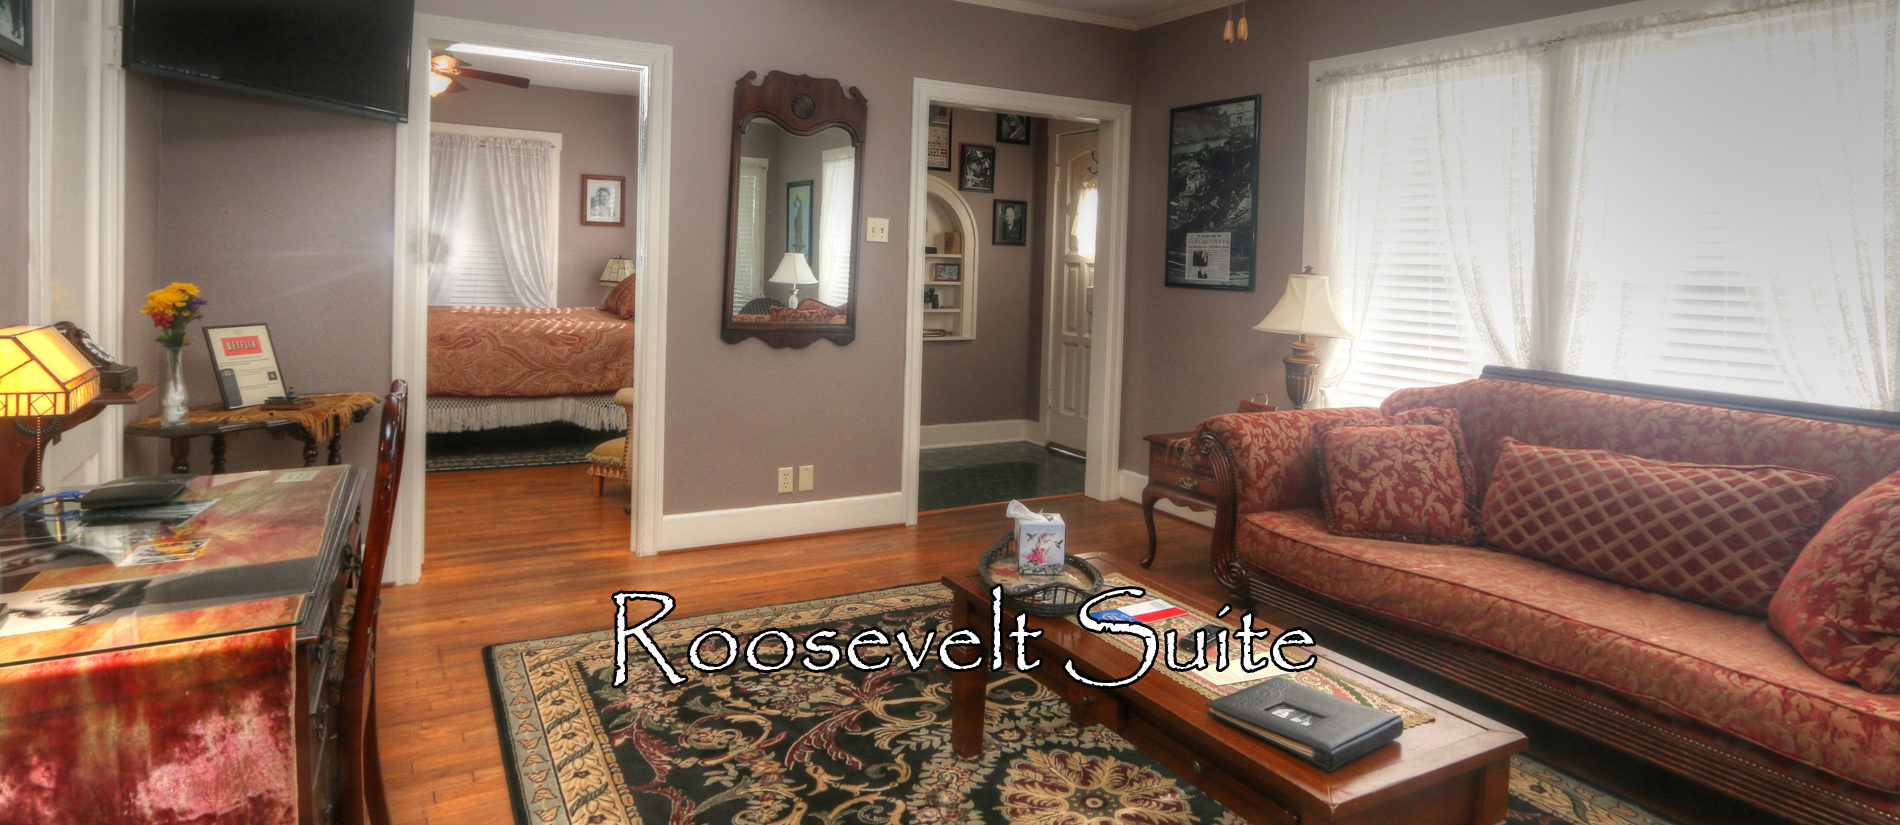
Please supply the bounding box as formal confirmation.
[426,394,627,434]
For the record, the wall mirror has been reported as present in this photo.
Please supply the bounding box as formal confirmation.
[722,71,867,348]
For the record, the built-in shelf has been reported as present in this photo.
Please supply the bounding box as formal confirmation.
[923,177,977,342]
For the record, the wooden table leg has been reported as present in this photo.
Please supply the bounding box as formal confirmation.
[1140,485,1161,568]
[326,435,343,465]
[209,435,229,475]
[167,437,191,475]
[300,436,319,467]
[1474,758,1512,825]
[950,591,987,758]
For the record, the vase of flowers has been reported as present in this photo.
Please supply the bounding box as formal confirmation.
[142,282,206,428]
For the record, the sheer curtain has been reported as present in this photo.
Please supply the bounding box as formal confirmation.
[731,157,768,313]
[427,134,476,305]
[816,147,856,307]
[427,134,557,308]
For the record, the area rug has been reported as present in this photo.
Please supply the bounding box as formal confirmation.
[425,423,614,473]
[485,584,1680,825]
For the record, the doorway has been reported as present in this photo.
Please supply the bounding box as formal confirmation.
[1043,125,1099,456]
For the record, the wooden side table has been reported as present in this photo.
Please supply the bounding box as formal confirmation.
[125,394,376,474]
[1139,399,1275,567]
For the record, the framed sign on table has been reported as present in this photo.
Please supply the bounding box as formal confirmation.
[1164,95,1260,291]
[202,324,288,409]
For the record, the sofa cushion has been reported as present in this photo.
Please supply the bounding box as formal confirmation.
[1318,415,1476,544]
[1482,438,1837,615]
[1771,469,1900,693]
[1238,508,1900,791]
[601,276,638,319]
[1197,408,1385,514]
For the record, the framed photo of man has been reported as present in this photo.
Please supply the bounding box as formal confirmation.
[996,114,1031,145]
[959,144,995,193]
[993,200,1027,246]
[581,174,626,227]
[202,324,289,409]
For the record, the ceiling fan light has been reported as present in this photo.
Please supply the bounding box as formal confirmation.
[1222,16,1235,42]
[428,72,453,96]
[1237,14,1249,40]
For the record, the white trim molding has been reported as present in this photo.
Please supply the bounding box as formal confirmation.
[920,419,1044,449]
[947,0,1230,31]
[660,492,906,552]
[905,79,1131,526]
[1116,468,1215,528]
[392,15,673,582]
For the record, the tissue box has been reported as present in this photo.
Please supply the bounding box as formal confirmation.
[1016,513,1066,575]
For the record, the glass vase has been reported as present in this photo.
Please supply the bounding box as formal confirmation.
[160,346,190,427]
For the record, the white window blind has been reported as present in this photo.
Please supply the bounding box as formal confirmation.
[732,157,768,314]
[439,177,518,306]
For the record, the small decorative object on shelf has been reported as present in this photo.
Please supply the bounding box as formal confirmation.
[262,388,314,411]
[978,533,1103,617]
[140,282,206,428]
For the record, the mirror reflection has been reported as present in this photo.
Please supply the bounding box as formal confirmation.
[729,118,856,324]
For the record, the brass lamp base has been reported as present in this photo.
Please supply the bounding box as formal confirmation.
[1283,335,1320,410]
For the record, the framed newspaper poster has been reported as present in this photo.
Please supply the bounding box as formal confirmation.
[202,324,288,409]
[1164,95,1260,291]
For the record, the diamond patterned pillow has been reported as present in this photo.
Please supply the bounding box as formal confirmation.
[1317,413,1479,545]
[1483,437,1839,615]
[1769,469,1900,692]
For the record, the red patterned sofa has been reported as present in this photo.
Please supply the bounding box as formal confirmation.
[1195,367,1900,825]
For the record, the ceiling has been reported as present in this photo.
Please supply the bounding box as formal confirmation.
[440,44,644,97]
[949,0,1231,30]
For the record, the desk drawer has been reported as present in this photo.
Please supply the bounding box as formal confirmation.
[1149,463,1214,497]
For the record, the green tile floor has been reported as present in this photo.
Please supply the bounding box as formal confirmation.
[918,442,1086,512]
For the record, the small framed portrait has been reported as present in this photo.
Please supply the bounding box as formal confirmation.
[996,114,1031,145]
[926,123,951,171]
[581,174,625,227]
[0,0,30,65]
[959,144,995,193]
[785,180,814,257]
[932,262,961,282]
[993,200,1027,246]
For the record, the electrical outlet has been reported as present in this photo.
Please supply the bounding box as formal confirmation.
[797,465,814,491]
[777,466,794,494]
[866,217,890,243]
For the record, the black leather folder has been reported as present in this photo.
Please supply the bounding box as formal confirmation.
[1206,678,1403,771]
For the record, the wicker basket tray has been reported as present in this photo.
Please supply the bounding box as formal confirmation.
[977,533,1104,617]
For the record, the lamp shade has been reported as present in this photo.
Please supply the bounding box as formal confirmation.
[1252,269,1353,340]
[0,325,102,417]
[599,256,635,286]
[768,252,819,286]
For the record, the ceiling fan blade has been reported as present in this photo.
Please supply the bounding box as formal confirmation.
[449,67,531,89]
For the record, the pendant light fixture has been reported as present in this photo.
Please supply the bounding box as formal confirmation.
[1222,5,1235,42]
[1237,1,1250,41]
[1222,3,1249,43]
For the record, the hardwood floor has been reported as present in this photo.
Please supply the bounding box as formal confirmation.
[380,465,1784,825]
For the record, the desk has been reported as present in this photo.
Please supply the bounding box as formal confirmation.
[126,393,377,474]
[0,465,362,825]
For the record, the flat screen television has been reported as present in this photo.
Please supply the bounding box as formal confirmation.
[123,0,414,122]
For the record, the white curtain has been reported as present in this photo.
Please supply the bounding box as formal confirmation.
[479,138,556,308]
[427,134,557,308]
[817,147,856,307]
[426,134,476,305]
[732,157,768,313]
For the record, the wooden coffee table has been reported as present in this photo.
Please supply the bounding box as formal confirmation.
[943,555,1525,825]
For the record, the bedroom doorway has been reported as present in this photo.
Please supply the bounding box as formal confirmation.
[392,17,675,581]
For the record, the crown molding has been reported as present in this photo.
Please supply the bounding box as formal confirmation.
[948,0,1231,31]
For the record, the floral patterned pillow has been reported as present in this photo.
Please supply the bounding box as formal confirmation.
[601,277,637,320]
[1316,409,1479,545]
[1769,469,1900,692]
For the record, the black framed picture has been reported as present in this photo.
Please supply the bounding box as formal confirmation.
[202,323,288,410]
[1165,95,1260,291]
[926,123,951,171]
[786,180,814,258]
[993,200,1027,246]
[959,144,995,193]
[0,0,29,65]
[996,114,1031,145]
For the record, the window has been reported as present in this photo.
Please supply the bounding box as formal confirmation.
[428,125,561,308]
[731,157,768,314]
[1312,0,1898,410]
[816,147,854,307]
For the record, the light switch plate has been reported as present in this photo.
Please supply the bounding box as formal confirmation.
[866,217,890,243]
[797,465,814,492]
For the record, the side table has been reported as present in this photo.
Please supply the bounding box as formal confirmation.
[126,393,377,474]
[1139,399,1275,568]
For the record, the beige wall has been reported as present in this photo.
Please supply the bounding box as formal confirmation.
[922,109,1041,427]
[121,72,169,476]
[1118,0,1630,472]
[0,60,25,315]
[429,82,640,309]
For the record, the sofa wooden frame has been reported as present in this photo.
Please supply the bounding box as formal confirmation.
[1195,366,1900,825]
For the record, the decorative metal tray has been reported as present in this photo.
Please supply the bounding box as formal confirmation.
[977,533,1104,617]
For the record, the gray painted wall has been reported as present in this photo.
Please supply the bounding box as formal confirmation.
[0,61,25,315]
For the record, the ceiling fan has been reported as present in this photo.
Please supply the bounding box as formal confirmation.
[428,53,531,97]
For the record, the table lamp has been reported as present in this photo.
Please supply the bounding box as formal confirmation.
[599,255,635,287]
[769,252,819,306]
[1252,267,1354,409]
[1,325,103,493]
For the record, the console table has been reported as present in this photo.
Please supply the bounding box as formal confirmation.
[126,393,377,474]
[1140,399,1274,567]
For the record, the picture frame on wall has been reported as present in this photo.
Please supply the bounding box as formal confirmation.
[926,123,951,171]
[786,180,814,259]
[581,174,625,227]
[932,262,961,282]
[960,144,995,192]
[202,323,289,410]
[993,200,1027,246]
[1164,95,1261,291]
[930,105,953,126]
[996,114,1031,145]
[0,0,30,65]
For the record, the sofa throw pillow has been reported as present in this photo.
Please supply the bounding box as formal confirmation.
[1317,412,1479,545]
[1483,438,1839,615]
[1769,469,1900,693]
[602,277,638,320]
[769,299,841,324]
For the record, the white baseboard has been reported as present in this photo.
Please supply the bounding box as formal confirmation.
[920,419,1044,449]
[1117,469,1215,528]
[660,491,906,552]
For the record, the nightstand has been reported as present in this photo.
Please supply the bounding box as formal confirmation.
[1139,399,1275,567]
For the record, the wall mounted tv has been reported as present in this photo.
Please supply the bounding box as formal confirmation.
[123,0,415,122]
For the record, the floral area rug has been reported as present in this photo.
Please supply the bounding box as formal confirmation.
[485,583,1679,825]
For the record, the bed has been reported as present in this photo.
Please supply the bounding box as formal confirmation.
[425,305,637,434]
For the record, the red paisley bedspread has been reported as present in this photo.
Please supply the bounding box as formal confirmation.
[427,306,636,397]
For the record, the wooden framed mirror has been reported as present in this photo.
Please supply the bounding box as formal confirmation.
[722,71,867,348]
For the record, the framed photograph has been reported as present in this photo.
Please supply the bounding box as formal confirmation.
[0,0,29,65]
[959,144,995,193]
[202,323,288,410]
[1165,95,1261,291]
[785,180,814,258]
[996,114,1031,145]
[930,105,953,126]
[932,262,961,282]
[926,123,952,172]
[581,174,625,227]
[993,199,1027,246]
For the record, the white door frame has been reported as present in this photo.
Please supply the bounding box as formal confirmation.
[902,80,1130,524]
[391,15,673,582]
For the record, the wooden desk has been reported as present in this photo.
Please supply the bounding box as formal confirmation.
[126,393,377,474]
[0,466,363,825]
[1140,400,1274,567]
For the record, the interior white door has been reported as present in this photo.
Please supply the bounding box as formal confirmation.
[1043,129,1097,453]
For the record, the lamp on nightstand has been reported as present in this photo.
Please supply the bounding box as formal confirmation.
[1252,267,1353,409]
[769,252,819,306]
[1,325,102,494]
[599,255,635,287]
